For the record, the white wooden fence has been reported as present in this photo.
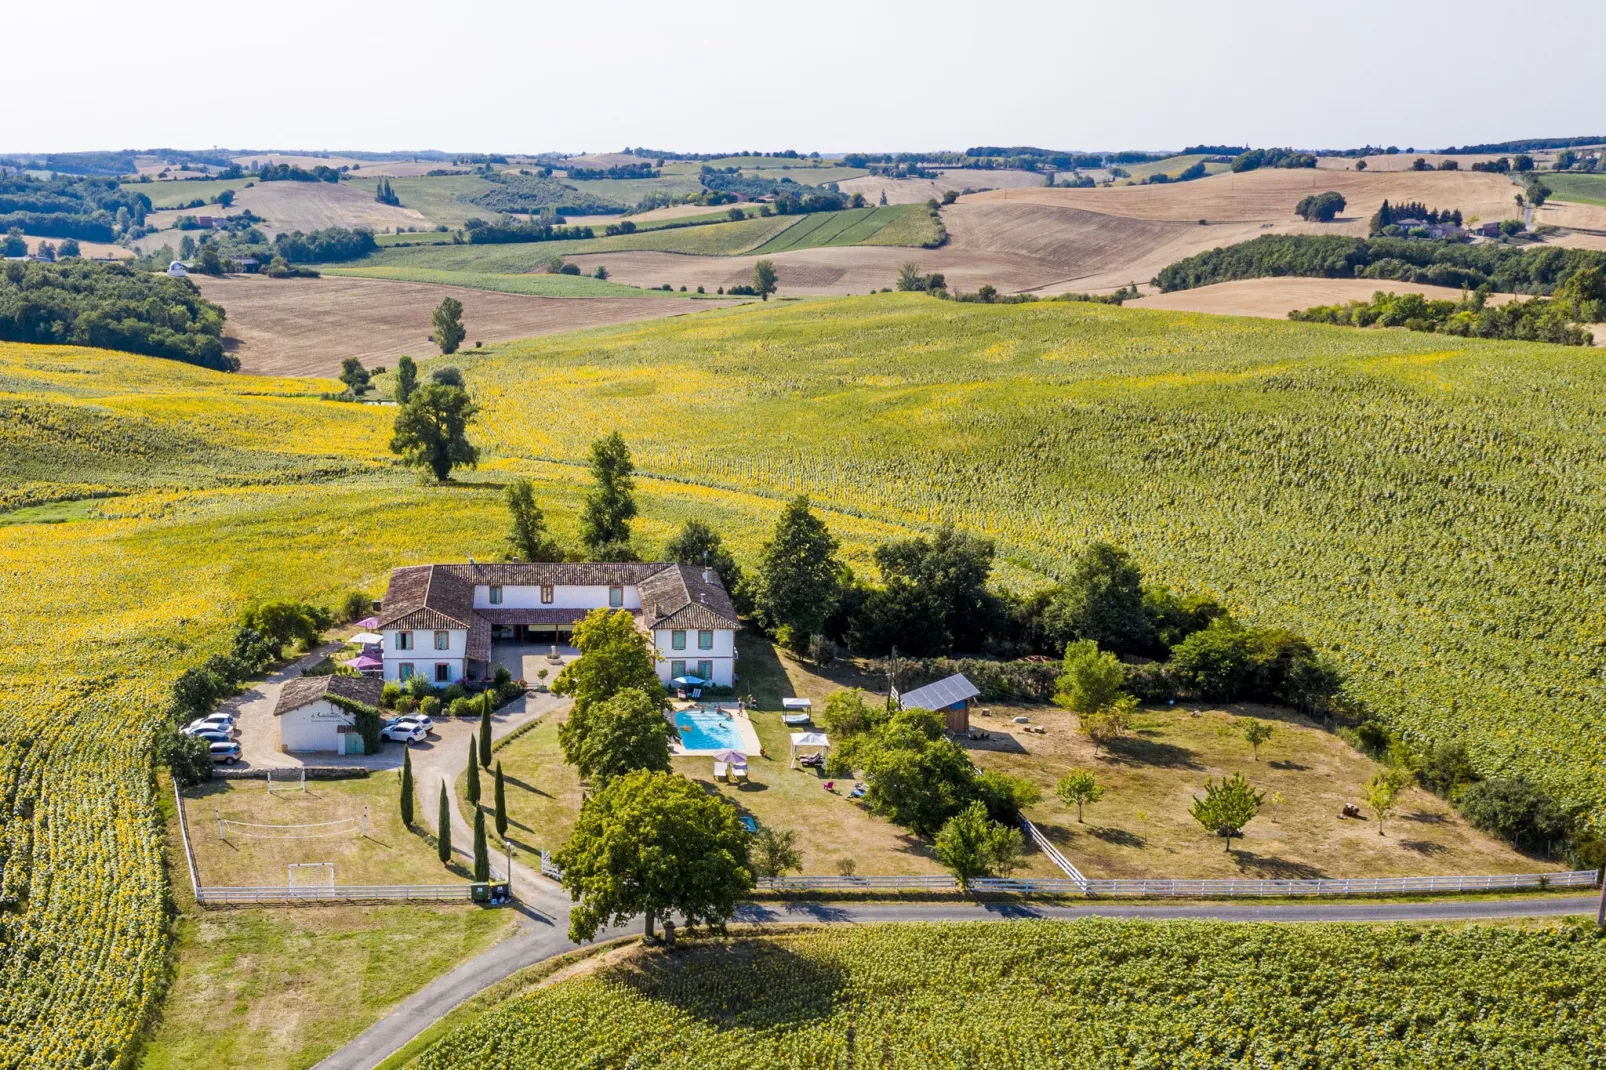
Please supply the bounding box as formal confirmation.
[753,870,1600,897]
[194,884,473,904]
[1019,817,1087,887]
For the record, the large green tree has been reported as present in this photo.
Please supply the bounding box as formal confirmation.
[873,524,998,651]
[555,769,753,941]
[553,608,666,759]
[566,687,672,783]
[1054,639,1127,715]
[432,296,466,355]
[1043,542,1150,654]
[663,519,746,611]
[579,432,637,559]
[753,495,842,652]
[753,259,778,301]
[389,382,480,482]
[858,709,977,837]
[394,353,418,404]
[933,801,1022,888]
[505,477,565,561]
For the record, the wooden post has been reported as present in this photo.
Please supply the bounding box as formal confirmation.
[216,809,224,840]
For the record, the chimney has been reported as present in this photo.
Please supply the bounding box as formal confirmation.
[702,567,712,584]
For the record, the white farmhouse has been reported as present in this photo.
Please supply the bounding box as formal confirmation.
[274,674,385,754]
[376,562,740,687]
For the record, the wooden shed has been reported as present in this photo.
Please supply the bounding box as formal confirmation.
[894,673,980,734]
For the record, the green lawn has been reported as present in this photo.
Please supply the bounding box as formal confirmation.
[1545,171,1606,207]
[320,265,691,298]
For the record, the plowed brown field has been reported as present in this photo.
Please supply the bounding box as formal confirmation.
[195,275,734,376]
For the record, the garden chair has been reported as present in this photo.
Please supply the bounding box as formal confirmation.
[733,765,750,785]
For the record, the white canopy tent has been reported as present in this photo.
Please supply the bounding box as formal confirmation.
[789,731,830,769]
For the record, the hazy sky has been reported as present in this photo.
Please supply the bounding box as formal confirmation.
[14,0,1606,155]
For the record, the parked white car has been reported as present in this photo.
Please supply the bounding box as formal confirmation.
[386,714,434,734]
[381,722,427,745]
[209,741,241,764]
[186,713,236,734]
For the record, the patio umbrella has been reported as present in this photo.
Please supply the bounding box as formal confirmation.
[344,654,383,671]
[356,616,379,629]
[711,748,747,765]
[670,675,708,687]
[350,632,383,645]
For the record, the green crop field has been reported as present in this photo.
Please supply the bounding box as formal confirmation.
[411,921,1606,1068]
[319,265,694,298]
[1117,153,1232,183]
[563,173,704,205]
[340,216,799,272]
[10,294,1606,1065]
[384,174,500,226]
[748,205,925,253]
[144,178,253,208]
[1545,172,1606,207]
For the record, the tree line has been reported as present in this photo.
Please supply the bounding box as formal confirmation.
[1287,273,1602,346]
[1155,234,1606,295]
[0,173,151,240]
[0,259,232,369]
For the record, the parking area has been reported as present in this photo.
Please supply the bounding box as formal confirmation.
[216,646,561,772]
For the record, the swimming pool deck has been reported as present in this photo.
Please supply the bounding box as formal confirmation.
[670,706,763,758]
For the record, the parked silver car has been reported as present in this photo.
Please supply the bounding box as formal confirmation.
[209,741,242,765]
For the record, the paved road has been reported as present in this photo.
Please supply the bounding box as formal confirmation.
[315,886,1600,1070]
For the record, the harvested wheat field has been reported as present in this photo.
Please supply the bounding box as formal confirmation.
[194,274,736,377]
[227,180,431,235]
[967,168,1524,232]
[1128,278,1520,320]
[1315,153,1520,172]
[837,167,1045,205]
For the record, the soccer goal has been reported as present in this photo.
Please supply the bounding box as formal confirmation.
[216,809,366,841]
[266,768,306,794]
[288,862,335,892]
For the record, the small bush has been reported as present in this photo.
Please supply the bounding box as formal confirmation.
[420,695,441,719]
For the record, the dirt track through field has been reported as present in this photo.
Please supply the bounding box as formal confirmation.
[195,275,735,377]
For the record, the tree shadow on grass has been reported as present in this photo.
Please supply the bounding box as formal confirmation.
[1400,810,1447,825]
[502,774,549,797]
[1231,851,1328,880]
[1103,736,1202,770]
[1086,825,1146,848]
[1397,839,1450,857]
[617,942,849,1030]
[1268,760,1310,772]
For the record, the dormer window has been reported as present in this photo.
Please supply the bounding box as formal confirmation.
[489,585,503,605]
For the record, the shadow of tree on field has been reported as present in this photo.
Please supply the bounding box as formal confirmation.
[617,942,849,1030]
[1087,825,1146,848]
[1103,735,1201,770]
[1231,850,1327,880]
[1398,839,1450,857]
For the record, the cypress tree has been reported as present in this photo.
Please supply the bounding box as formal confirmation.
[400,748,415,827]
[436,779,451,865]
[479,697,493,768]
[473,806,490,882]
[466,740,481,805]
[494,760,508,838]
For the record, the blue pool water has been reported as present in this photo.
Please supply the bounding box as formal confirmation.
[675,708,746,751]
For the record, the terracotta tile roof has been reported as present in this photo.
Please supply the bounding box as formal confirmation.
[638,564,741,631]
[377,565,476,631]
[274,674,385,716]
[437,562,662,587]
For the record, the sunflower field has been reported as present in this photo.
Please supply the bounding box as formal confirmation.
[413,919,1606,1068]
[6,287,1606,1065]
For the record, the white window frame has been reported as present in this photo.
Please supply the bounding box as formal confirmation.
[541,585,554,604]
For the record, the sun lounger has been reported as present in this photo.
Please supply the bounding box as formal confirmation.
[798,752,823,767]
[739,816,758,833]
[713,761,728,781]
[733,765,750,784]
[782,713,812,727]
[690,688,702,700]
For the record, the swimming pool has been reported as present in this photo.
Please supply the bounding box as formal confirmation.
[674,707,755,754]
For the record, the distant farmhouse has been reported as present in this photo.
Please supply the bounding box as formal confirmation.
[377,562,740,687]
